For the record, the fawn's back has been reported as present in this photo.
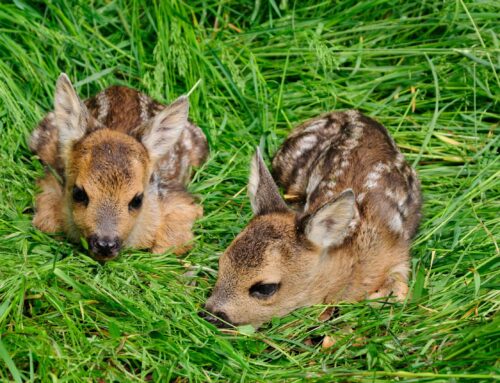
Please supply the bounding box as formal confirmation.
[273,110,421,240]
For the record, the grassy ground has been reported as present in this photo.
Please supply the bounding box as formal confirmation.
[0,0,498,381]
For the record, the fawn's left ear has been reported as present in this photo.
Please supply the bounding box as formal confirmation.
[141,95,188,164]
[54,73,90,156]
[248,148,288,215]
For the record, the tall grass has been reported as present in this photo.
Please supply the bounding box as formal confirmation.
[0,0,498,381]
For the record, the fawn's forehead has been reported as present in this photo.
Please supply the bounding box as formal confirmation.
[73,131,149,186]
[225,214,296,269]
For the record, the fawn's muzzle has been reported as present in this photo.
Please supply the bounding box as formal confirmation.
[89,235,121,260]
[199,306,233,328]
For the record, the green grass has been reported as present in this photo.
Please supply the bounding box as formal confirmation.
[0,0,499,381]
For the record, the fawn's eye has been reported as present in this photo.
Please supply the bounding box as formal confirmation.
[129,193,143,210]
[249,282,280,299]
[72,186,89,205]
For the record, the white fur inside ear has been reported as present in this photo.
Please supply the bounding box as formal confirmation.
[142,95,188,163]
[54,73,87,147]
[248,151,261,209]
[305,189,356,249]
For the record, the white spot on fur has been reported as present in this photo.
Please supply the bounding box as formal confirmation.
[357,192,366,203]
[347,208,360,233]
[96,91,109,123]
[303,119,327,133]
[394,153,405,168]
[388,213,403,233]
[183,133,192,151]
[292,134,318,158]
[385,189,396,199]
[385,188,409,216]
[346,110,361,119]
[365,178,378,189]
[364,162,390,190]
[139,93,150,122]
[324,189,334,198]
[31,129,40,144]
[326,178,336,187]
[302,134,318,146]
[343,138,358,149]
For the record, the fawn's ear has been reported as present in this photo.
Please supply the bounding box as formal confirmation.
[248,148,288,215]
[54,73,90,155]
[301,189,356,249]
[141,95,188,164]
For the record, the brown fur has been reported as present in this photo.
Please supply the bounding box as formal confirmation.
[30,74,208,260]
[32,172,64,233]
[205,110,421,327]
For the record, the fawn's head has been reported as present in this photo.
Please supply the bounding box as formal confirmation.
[205,149,357,327]
[53,74,188,260]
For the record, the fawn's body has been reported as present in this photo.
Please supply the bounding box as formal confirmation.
[205,110,421,327]
[30,75,208,260]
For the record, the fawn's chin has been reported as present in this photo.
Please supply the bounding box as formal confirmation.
[89,251,120,262]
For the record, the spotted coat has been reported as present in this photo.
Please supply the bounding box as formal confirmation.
[272,110,421,240]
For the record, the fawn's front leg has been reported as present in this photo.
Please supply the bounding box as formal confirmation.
[152,192,203,255]
[368,262,409,302]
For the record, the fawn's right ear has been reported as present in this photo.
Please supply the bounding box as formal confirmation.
[140,95,188,165]
[54,73,89,154]
[300,189,356,249]
[248,148,288,215]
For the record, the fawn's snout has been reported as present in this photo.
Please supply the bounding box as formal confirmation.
[88,235,121,260]
[199,303,233,328]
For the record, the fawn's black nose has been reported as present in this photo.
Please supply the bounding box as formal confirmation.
[213,311,230,323]
[198,309,232,328]
[89,235,121,259]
